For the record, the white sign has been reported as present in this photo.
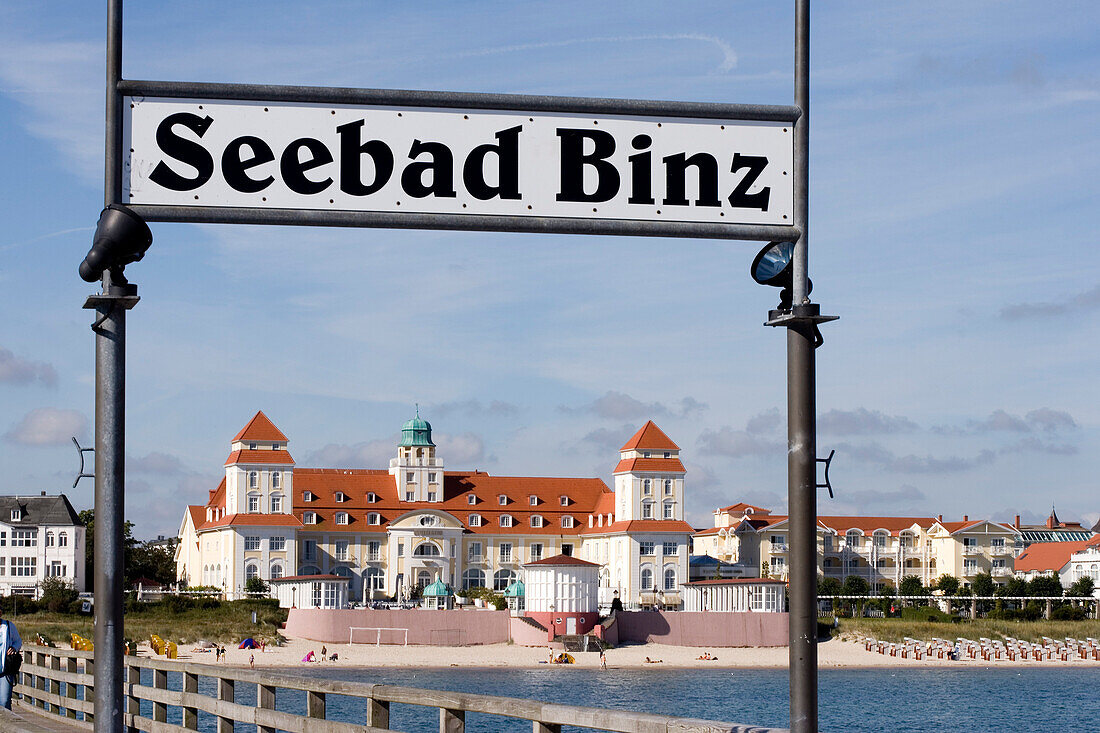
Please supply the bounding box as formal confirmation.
[124,97,793,227]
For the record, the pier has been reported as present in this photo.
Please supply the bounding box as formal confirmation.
[5,645,786,733]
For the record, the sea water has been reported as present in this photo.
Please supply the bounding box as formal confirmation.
[150,664,1100,732]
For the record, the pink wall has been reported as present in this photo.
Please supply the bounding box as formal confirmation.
[509,617,550,647]
[285,608,511,645]
[612,611,788,647]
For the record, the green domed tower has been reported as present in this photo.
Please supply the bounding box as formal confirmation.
[390,406,443,502]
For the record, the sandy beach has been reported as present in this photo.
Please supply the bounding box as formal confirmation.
[162,636,1100,671]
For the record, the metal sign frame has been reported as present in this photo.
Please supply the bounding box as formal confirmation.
[89,3,822,733]
[119,79,801,242]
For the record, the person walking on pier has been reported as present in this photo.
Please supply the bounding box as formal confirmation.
[0,606,24,709]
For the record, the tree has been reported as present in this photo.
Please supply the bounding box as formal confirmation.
[971,572,995,598]
[1068,576,1095,599]
[127,539,178,587]
[818,577,842,597]
[1028,574,1064,598]
[245,576,269,595]
[899,575,925,599]
[842,575,870,596]
[934,574,960,596]
[39,577,79,613]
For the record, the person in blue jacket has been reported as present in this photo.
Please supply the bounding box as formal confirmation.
[0,606,23,709]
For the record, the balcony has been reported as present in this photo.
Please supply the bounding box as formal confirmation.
[962,566,980,576]
[992,568,1012,577]
[771,543,789,553]
[989,546,1010,556]
[365,553,381,563]
[962,546,983,556]
[467,554,485,564]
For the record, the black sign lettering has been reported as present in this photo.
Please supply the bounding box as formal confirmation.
[463,125,522,201]
[221,136,275,193]
[627,135,654,205]
[149,113,214,191]
[663,152,720,207]
[337,119,394,196]
[556,129,619,203]
[727,153,771,211]
[280,137,333,195]
[401,139,456,199]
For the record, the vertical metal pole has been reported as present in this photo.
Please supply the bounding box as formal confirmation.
[95,2,126,733]
[788,1,818,732]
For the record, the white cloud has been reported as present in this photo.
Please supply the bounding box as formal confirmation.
[0,346,57,387]
[4,408,87,446]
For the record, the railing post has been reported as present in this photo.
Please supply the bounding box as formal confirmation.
[367,698,390,729]
[217,676,235,733]
[182,671,199,730]
[153,668,168,722]
[127,663,141,732]
[34,650,47,709]
[534,723,562,733]
[49,654,62,714]
[258,683,277,733]
[65,657,79,719]
[441,707,465,733]
[307,689,326,720]
[84,656,95,724]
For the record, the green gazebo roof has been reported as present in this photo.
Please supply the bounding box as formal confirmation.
[422,578,452,597]
[503,580,525,597]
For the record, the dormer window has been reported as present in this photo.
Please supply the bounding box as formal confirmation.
[498,495,507,506]
[529,495,538,506]
[335,512,349,525]
[367,512,381,525]
[643,451,651,458]
[664,451,671,459]
[334,491,346,503]
[367,492,377,503]
[303,491,315,502]
[467,494,477,505]
[303,511,318,524]
[469,514,482,527]
[559,495,569,506]
[531,515,544,528]
[10,509,20,522]
[561,515,574,529]
[249,442,257,450]
[500,514,513,527]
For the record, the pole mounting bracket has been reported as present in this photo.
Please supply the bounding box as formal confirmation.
[72,436,96,488]
[816,449,835,498]
[764,303,839,348]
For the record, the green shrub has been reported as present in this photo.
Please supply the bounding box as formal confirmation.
[900,606,957,623]
[1051,605,1086,621]
[160,594,194,614]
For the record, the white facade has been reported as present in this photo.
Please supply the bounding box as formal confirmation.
[0,494,86,598]
[1068,545,1100,598]
[682,580,786,613]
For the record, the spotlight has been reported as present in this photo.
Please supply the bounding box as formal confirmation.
[750,240,811,311]
[79,205,152,283]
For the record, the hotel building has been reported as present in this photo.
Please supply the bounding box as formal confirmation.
[176,412,693,607]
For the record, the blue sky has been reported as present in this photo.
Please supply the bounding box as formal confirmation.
[1,1,1097,539]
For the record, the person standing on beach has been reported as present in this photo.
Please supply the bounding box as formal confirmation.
[321,645,328,662]
[599,648,607,669]
[249,653,255,670]
[0,606,23,710]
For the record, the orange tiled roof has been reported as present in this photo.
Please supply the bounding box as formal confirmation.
[819,516,937,535]
[290,470,613,536]
[936,519,1014,535]
[187,505,205,529]
[613,457,686,474]
[1015,540,1095,573]
[207,479,226,510]
[620,421,679,451]
[197,513,305,531]
[225,449,296,466]
[232,411,288,442]
[718,502,772,515]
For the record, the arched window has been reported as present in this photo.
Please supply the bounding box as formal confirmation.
[462,569,486,590]
[641,567,654,591]
[873,531,888,548]
[248,471,258,488]
[413,542,441,556]
[642,479,652,495]
[846,530,861,548]
[269,563,283,580]
[45,533,54,547]
[494,569,517,591]
[664,479,673,495]
[58,532,68,547]
[245,563,259,580]
[333,566,351,578]
[202,565,209,584]
[664,567,676,591]
[364,567,384,591]
[272,471,281,488]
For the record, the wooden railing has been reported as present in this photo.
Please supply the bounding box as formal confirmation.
[13,645,786,733]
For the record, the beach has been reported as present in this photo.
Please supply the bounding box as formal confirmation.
[167,636,1100,671]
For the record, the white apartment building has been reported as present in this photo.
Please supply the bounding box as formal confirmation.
[0,492,86,597]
